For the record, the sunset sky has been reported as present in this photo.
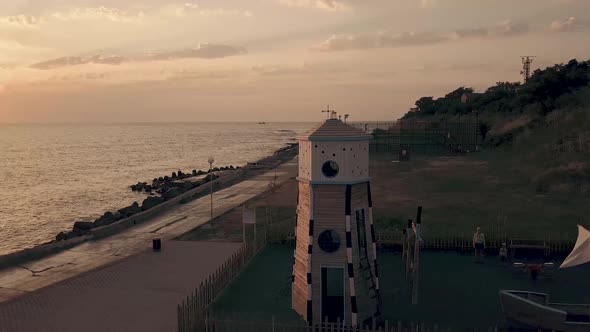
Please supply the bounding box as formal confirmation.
[0,0,589,122]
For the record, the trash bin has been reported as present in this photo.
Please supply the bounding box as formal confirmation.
[153,238,161,252]
[399,147,410,161]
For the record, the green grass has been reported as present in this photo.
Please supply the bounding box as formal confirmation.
[210,245,303,323]
[178,206,296,242]
[211,245,590,329]
[370,149,589,240]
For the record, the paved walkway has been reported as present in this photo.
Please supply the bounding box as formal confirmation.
[0,159,297,331]
[0,241,241,332]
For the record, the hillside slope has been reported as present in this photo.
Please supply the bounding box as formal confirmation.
[402,59,590,194]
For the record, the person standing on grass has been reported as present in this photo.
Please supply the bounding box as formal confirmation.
[499,243,508,262]
[473,226,486,263]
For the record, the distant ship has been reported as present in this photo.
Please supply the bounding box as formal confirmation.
[258,122,266,124]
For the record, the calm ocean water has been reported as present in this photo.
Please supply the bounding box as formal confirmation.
[0,122,311,255]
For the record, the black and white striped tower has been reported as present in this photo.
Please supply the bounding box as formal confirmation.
[292,117,381,327]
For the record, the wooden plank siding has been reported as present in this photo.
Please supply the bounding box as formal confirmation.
[312,184,349,325]
[292,181,310,320]
[293,180,378,326]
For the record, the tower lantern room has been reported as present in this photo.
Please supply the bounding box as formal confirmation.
[292,118,382,327]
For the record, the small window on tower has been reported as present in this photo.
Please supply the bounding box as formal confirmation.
[321,161,339,178]
[318,230,341,253]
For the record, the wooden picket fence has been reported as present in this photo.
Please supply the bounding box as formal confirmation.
[203,317,499,332]
[178,223,574,332]
[177,233,267,332]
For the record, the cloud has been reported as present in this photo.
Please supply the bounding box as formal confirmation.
[419,0,436,9]
[549,17,579,31]
[313,19,532,52]
[453,20,529,39]
[0,39,31,51]
[313,31,448,51]
[1,4,253,30]
[491,20,529,36]
[0,15,40,29]
[453,27,488,38]
[0,39,54,64]
[146,44,247,60]
[50,7,145,23]
[30,44,247,70]
[31,55,130,70]
[175,3,253,17]
[277,0,349,12]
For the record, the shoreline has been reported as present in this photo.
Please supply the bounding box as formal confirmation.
[0,143,298,270]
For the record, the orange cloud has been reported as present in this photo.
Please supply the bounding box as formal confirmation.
[277,0,349,12]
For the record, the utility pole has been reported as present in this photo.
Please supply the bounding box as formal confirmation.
[520,56,536,83]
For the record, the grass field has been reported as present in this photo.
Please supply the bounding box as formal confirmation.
[211,245,590,329]
[369,151,590,240]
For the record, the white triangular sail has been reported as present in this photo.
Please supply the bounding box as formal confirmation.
[560,225,590,269]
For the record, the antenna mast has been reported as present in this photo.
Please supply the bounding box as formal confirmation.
[321,104,337,120]
[520,56,535,83]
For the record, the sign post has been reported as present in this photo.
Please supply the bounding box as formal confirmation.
[242,205,256,244]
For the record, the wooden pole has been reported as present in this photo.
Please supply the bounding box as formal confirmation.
[406,219,413,278]
[402,229,407,262]
[412,207,423,305]
[412,239,420,305]
[254,221,257,249]
[242,205,246,244]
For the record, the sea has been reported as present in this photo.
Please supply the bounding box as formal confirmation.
[0,122,311,256]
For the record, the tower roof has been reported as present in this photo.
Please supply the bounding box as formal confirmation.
[299,119,372,141]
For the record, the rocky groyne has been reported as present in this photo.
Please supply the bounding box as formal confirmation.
[129,165,240,195]
[54,168,233,242]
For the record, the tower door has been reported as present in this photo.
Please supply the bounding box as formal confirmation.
[356,209,368,261]
[321,267,345,323]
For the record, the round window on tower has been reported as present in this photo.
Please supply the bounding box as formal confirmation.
[318,230,341,253]
[321,160,339,178]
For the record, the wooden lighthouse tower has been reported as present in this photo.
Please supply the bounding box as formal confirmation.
[291,115,382,327]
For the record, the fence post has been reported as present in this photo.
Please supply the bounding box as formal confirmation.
[177,304,182,332]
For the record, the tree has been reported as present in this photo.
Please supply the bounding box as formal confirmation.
[400,58,590,119]
[444,87,474,100]
[415,96,436,115]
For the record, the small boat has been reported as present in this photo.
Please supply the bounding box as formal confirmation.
[499,290,590,331]
[258,122,266,124]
